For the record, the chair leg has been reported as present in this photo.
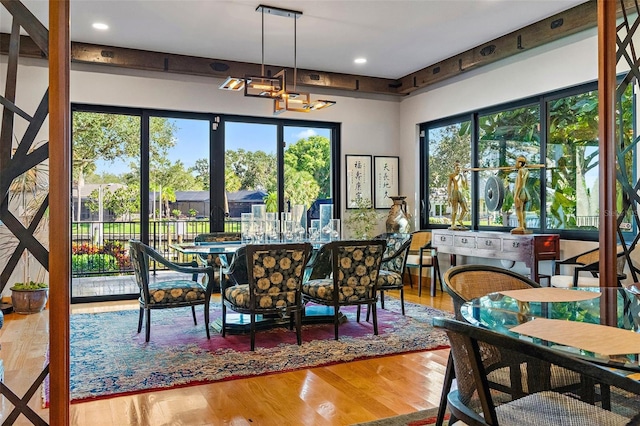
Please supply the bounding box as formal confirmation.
[435,257,444,292]
[333,306,340,340]
[145,308,151,342]
[418,264,423,297]
[380,290,385,309]
[295,309,302,346]
[430,264,436,297]
[204,299,211,340]
[191,305,198,325]
[436,352,455,426]
[407,267,414,288]
[250,312,256,351]
[356,305,361,322]
[371,302,378,335]
[137,307,144,333]
[221,303,227,337]
[399,286,405,315]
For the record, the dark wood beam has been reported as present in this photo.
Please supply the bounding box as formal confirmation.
[396,0,635,94]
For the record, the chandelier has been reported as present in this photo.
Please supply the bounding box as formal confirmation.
[219,4,336,114]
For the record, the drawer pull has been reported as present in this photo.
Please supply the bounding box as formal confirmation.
[461,238,468,243]
[485,240,492,246]
[440,236,446,241]
[512,241,520,248]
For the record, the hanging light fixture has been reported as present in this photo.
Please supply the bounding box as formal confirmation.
[219,4,335,114]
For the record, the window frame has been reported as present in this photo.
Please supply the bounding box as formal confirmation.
[419,78,634,241]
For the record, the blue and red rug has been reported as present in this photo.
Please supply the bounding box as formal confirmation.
[64,298,451,403]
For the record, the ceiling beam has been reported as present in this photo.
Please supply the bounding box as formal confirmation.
[396,0,636,94]
[1,0,635,96]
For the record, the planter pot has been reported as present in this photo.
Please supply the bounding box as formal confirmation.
[11,288,48,314]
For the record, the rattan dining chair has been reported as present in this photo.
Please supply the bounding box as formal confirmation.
[434,317,640,426]
[550,246,627,288]
[436,264,541,426]
[404,230,442,297]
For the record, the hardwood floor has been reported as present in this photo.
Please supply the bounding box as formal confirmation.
[0,280,453,426]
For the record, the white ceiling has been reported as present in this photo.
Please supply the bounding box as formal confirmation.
[2,0,588,80]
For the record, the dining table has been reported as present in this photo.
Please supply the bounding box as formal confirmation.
[170,239,345,334]
[460,286,640,377]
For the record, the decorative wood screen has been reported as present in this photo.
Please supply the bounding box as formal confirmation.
[0,1,50,424]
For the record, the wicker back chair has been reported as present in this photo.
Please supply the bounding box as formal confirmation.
[436,264,541,425]
[404,230,442,296]
[551,246,627,288]
[444,264,540,320]
[434,317,640,426]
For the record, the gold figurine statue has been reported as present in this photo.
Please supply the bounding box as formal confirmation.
[512,155,531,234]
[447,161,469,230]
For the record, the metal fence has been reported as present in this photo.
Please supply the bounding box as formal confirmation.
[71,219,241,276]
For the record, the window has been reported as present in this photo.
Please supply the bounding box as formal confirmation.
[420,80,636,238]
[425,119,471,226]
[477,104,540,228]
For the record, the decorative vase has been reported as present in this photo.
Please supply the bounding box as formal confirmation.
[11,288,48,314]
[385,196,411,233]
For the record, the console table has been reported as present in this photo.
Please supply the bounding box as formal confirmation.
[431,229,560,283]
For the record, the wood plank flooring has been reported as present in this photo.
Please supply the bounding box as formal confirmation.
[0,280,453,426]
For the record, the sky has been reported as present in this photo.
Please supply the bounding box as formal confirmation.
[94,118,331,176]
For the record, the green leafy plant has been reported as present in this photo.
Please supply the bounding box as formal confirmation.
[11,281,48,291]
[344,198,382,239]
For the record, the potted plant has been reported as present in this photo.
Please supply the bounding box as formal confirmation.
[10,281,48,314]
[344,197,382,239]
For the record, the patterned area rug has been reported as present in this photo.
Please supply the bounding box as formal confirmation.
[65,298,451,403]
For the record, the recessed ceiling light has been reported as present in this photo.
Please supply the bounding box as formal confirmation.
[92,23,109,30]
[354,58,367,64]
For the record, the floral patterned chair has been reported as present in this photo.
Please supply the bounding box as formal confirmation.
[301,240,387,340]
[129,240,215,342]
[222,243,312,351]
[194,232,242,292]
[373,233,412,315]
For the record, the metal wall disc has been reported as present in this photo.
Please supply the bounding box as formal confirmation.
[484,175,505,212]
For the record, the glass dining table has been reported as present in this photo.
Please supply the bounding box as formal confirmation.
[460,286,640,375]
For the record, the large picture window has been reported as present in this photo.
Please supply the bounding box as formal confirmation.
[420,80,636,239]
[477,104,541,229]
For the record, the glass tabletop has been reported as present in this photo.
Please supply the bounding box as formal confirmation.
[460,287,640,372]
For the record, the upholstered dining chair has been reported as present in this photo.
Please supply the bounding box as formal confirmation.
[301,240,387,340]
[222,243,312,351]
[437,264,541,426]
[194,232,241,291]
[373,232,412,315]
[434,317,640,426]
[129,240,215,342]
[404,230,442,297]
[550,246,627,288]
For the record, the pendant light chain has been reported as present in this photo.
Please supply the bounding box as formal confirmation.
[294,16,297,92]
[261,8,265,76]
